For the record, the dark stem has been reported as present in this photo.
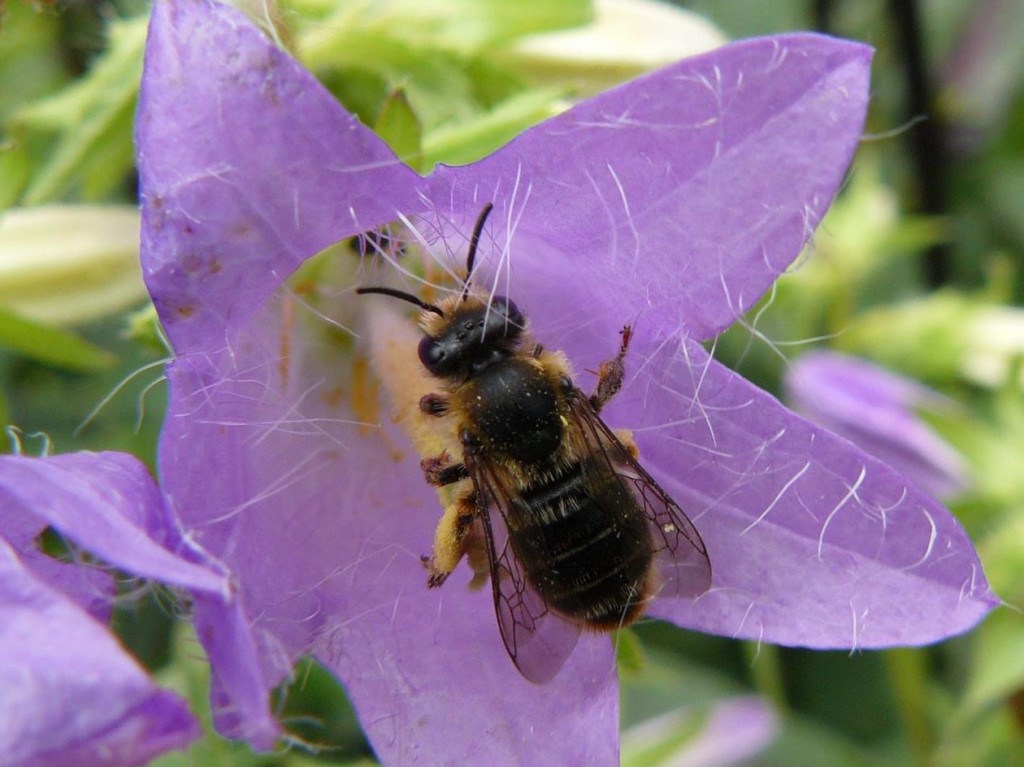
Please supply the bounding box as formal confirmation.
[889,0,952,288]
[812,0,834,32]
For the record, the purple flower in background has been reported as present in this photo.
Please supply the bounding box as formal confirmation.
[622,697,778,766]
[785,351,970,500]
[0,0,997,763]
[0,452,231,767]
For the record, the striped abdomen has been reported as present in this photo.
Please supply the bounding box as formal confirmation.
[508,458,654,629]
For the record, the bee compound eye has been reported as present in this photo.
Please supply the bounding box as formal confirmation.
[418,335,444,371]
[489,296,524,336]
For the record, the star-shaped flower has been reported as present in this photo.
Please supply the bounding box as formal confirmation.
[1,0,996,764]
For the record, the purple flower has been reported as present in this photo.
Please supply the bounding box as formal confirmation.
[622,697,777,766]
[0,451,229,767]
[785,351,970,500]
[1,0,997,764]
[137,0,998,760]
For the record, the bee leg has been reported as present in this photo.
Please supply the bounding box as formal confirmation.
[590,325,633,413]
[423,490,478,588]
[419,393,450,417]
[421,453,469,486]
[613,428,640,460]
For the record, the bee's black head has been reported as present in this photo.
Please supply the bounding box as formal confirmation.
[357,202,510,380]
[419,295,524,378]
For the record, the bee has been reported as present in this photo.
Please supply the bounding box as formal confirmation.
[357,204,712,683]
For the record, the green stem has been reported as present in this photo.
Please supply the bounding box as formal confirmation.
[742,641,788,714]
[884,647,934,766]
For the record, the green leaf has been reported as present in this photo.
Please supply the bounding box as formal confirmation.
[837,293,973,383]
[274,657,370,756]
[295,0,583,155]
[979,513,1024,602]
[123,304,170,356]
[613,627,647,676]
[305,33,488,131]
[14,16,146,203]
[760,715,906,767]
[619,644,745,727]
[0,139,31,209]
[0,1,67,122]
[295,0,591,57]
[965,611,1024,715]
[0,387,9,433]
[0,307,116,370]
[375,89,424,172]
[421,87,564,169]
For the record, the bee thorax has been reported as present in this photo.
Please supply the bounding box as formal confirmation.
[461,358,563,463]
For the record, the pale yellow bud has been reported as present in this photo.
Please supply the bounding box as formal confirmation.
[511,0,727,95]
[0,205,145,326]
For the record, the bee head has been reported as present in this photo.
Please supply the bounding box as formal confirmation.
[356,202,513,379]
[418,295,525,377]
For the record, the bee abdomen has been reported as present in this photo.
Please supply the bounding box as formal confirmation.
[510,459,654,629]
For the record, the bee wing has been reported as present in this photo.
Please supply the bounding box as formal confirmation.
[566,392,713,600]
[465,455,582,684]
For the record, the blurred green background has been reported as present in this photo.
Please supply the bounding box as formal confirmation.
[2,1,1023,765]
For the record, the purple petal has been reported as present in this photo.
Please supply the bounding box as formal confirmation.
[138,0,426,353]
[17,552,114,623]
[785,351,970,499]
[161,341,619,763]
[0,537,199,767]
[192,593,280,749]
[680,697,777,767]
[627,340,994,646]
[0,451,275,745]
[0,470,114,622]
[426,33,870,340]
[0,452,229,594]
[141,1,617,761]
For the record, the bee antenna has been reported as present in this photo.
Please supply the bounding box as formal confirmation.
[461,202,495,301]
[356,286,444,317]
